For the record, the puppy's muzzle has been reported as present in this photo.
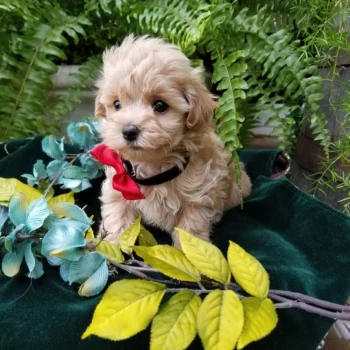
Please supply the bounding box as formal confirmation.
[122,124,140,142]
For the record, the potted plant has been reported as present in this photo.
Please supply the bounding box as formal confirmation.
[1,0,329,165]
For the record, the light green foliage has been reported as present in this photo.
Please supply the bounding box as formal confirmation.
[0,0,96,141]
[91,0,329,152]
[1,0,331,153]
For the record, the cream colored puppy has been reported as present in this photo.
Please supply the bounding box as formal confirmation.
[95,35,251,248]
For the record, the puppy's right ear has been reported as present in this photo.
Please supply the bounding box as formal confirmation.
[95,90,106,118]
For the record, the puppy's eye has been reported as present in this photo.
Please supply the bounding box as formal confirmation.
[153,100,168,113]
[113,100,121,110]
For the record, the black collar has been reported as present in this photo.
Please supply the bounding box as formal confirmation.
[122,156,190,186]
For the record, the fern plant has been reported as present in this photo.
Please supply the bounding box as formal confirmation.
[1,0,332,156]
[98,0,330,154]
[0,1,93,141]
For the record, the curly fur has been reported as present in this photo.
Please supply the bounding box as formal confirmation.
[95,35,252,247]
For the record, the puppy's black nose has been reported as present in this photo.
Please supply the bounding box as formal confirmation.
[122,124,140,141]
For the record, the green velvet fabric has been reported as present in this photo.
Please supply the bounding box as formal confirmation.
[0,137,349,350]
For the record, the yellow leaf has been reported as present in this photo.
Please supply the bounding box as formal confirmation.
[0,178,41,205]
[151,290,201,350]
[85,215,95,239]
[89,239,125,263]
[82,280,166,341]
[176,228,231,285]
[120,217,142,254]
[47,191,75,210]
[237,297,278,349]
[85,227,94,239]
[197,289,244,350]
[227,241,269,298]
[133,245,200,282]
[138,226,158,246]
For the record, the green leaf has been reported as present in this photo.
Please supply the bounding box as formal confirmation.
[176,228,231,285]
[120,217,142,254]
[237,297,278,349]
[133,245,201,282]
[227,241,269,298]
[41,44,67,60]
[197,290,244,350]
[82,280,166,340]
[151,290,201,350]
[89,239,125,263]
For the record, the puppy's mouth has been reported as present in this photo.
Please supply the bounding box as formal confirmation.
[129,143,143,151]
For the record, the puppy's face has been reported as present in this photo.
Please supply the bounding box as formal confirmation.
[96,36,217,162]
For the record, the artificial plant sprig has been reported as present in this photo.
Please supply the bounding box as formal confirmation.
[79,222,350,350]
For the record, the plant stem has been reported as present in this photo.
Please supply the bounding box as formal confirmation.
[269,290,350,313]
[129,266,159,273]
[166,288,211,295]
[43,154,80,197]
[107,258,350,321]
[108,260,180,286]
[268,293,350,321]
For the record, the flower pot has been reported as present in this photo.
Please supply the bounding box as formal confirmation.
[51,65,95,135]
[290,58,350,211]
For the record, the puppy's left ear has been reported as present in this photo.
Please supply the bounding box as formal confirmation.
[185,71,217,130]
[95,90,106,118]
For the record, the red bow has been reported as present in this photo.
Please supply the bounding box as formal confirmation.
[90,144,145,200]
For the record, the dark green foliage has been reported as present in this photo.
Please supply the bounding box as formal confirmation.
[0,1,92,141]
[0,0,332,154]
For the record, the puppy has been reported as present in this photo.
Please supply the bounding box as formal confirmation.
[94,35,252,248]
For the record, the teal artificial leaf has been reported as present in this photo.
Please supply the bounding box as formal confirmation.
[63,178,82,190]
[33,159,47,179]
[43,213,62,230]
[79,153,103,179]
[69,251,108,297]
[24,241,36,272]
[21,174,38,187]
[67,121,96,150]
[2,242,26,277]
[9,192,28,226]
[52,203,91,225]
[24,196,50,233]
[42,135,66,160]
[69,252,104,284]
[63,166,89,180]
[4,230,17,253]
[0,205,9,231]
[28,257,44,279]
[24,240,44,279]
[79,178,92,191]
[41,220,88,265]
[46,160,69,184]
[60,260,72,282]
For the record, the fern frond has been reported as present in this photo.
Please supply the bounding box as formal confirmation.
[225,7,330,151]
[123,0,212,54]
[0,5,91,141]
[211,50,248,151]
